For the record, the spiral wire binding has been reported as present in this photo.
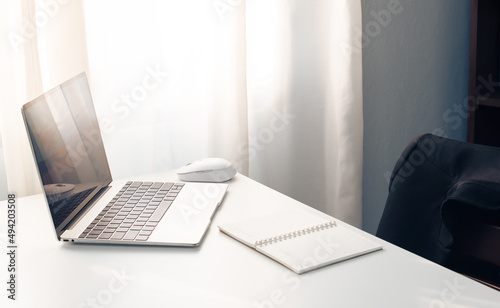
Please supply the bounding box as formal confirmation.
[255,220,337,247]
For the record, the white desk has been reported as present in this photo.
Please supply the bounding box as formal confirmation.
[1,172,500,308]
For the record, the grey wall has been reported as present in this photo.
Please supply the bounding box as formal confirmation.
[361,0,470,234]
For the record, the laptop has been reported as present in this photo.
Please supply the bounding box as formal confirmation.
[21,72,228,246]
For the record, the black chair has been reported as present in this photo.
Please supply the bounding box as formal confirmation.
[376,134,500,290]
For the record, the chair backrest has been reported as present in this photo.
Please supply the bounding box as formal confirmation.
[376,134,500,289]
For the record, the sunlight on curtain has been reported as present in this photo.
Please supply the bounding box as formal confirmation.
[36,0,89,89]
[0,0,42,197]
[83,0,249,179]
[246,1,363,226]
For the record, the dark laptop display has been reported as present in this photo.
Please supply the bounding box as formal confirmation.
[22,73,112,235]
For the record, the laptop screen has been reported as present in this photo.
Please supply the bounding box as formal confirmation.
[22,73,112,235]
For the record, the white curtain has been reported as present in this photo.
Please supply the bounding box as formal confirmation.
[0,0,363,227]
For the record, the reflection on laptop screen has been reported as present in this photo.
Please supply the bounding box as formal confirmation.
[22,73,112,231]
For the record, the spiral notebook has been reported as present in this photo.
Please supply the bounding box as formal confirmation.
[218,210,382,274]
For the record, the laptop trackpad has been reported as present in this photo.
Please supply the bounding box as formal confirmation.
[148,184,224,245]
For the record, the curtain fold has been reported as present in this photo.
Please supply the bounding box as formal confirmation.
[0,0,363,227]
[246,0,363,227]
[0,0,42,197]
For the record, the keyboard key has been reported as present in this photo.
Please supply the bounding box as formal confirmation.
[149,201,172,222]
[98,232,113,239]
[152,182,163,189]
[139,214,152,220]
[112,217,125,223]
[103,226,118,233]
[140,230,153,236]
[111,231,126,240]
[134,221,146,226]
[160,183,173,191]
[130,225,142,231]
[117,227,129,233]
[123,230,139,240]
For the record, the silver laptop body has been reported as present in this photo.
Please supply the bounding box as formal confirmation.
[21,72,227,247]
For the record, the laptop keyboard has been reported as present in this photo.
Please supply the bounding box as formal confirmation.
[79,181,184,241]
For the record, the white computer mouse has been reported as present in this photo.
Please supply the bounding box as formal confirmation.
[177,158,237,183]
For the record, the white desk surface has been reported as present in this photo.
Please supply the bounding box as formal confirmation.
[1,172,500,308]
